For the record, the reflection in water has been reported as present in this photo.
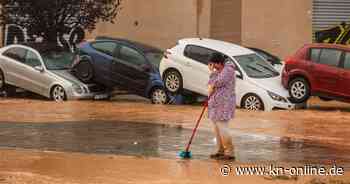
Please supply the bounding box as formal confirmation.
[0,121,348,164]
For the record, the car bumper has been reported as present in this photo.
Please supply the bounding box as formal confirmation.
[67,91,110,100]
[270,101,295,111]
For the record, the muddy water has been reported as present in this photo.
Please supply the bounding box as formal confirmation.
[0,121,348,164]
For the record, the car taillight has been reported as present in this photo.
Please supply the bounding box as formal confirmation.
[164,50,172,59]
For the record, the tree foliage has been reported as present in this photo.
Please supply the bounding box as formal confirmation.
[0,0,122,43]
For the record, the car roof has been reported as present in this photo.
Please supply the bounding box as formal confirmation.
[178,38,254,56]
[304,43,350,51]
[95,36,163,53]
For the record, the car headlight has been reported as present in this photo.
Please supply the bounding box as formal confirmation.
[268,91,287,103]
[72,84,83,94]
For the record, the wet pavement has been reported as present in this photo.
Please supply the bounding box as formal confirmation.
[0,120,349,164]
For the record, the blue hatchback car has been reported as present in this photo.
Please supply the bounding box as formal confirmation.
[72,37,169,104]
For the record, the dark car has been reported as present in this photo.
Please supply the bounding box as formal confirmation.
[72,37,168,104]
[282,43,350,104]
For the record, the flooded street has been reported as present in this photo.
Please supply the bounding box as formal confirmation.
[0,121,349,164]
[0,95,350,183]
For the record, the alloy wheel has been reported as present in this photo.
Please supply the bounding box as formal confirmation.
[52,85,66,102]
[244,95,263,111]
[165,73,180,93]
[290,81,306,100]
[151,88,168,104]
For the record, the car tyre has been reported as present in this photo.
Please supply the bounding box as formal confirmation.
[288,77,310,103]
[0,69,16,97]
[75,58,94,83]
[164,70,183,94]
[0,69,5,91]
[51,85,67,102]
[242,94,265,111]
[150,87,168,104]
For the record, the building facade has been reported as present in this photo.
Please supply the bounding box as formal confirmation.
[2,0,350,58]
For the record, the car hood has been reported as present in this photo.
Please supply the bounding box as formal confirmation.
[50,70,84,86]
[249,76,289,97]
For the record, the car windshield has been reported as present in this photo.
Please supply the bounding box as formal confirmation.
[146,52,163,68]
[234,54,279,78]
[42,51,75,70]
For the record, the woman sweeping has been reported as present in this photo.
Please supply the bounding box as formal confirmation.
[208,53,236,160]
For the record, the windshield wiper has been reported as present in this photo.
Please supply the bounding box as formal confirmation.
[247,65,264,73]
[256,63,279,75]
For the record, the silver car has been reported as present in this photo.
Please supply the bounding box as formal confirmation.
[0,43,109,101]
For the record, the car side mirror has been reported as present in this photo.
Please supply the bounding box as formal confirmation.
[34,66,44,72]
[235,70,242,79]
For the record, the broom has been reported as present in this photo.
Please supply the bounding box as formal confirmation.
[178,99,209,159]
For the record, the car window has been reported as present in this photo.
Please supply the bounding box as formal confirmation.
[318,49,342,67]
[184,45,216,65]
[309,48,321,63]
[344,52,350,70]
[91,42,117,56]
[24,50,41,67]
[119,46,147,66]
[2,47,26,63]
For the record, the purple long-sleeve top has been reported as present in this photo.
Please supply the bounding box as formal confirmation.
[208,63,236,122]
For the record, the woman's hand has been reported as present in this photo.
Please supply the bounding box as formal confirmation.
[208,63,215,73]
[208,85,215,96]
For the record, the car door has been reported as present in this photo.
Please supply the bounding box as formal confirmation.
[339,51,350,98]
[182,45,215,95]
[1,47,27,86]
[112,44,151,95]
[20,49,49,95]
[89,41,118,87]
[309,48,342,95]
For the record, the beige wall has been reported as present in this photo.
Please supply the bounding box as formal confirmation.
[88,0,212,49]
[210,0,241,44]
[242,0,313,59]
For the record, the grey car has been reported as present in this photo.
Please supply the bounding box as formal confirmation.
[0,43,108,101]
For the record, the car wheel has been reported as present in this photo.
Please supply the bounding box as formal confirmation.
[51,85,67,102]
[0,69,4,91]
[75,58,94,83]
[150,87,168,104]
[242,94,265,111]
[164,70,183,93]
[288,78,310,103]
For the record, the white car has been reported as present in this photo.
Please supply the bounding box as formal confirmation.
[0,43,109,101]
[159,38,295,111]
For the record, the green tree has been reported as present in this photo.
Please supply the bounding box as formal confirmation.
[0,0,122,47]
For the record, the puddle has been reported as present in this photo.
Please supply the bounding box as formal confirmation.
[0,121,349,164]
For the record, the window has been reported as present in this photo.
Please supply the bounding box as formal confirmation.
[119,46,146,66]
[319,49,342,67]
[2,47,26,63]
[24,50,41,67]
[184,45,216,65]
[344,52,350,70]
[91,42,117,56]
[309,48,321,63]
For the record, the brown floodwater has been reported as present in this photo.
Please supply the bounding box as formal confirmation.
[0,120,349,165]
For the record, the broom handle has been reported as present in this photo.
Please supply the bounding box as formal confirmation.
[185,101,208,152]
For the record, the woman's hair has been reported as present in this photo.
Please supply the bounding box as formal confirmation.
[209,53,225,64]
